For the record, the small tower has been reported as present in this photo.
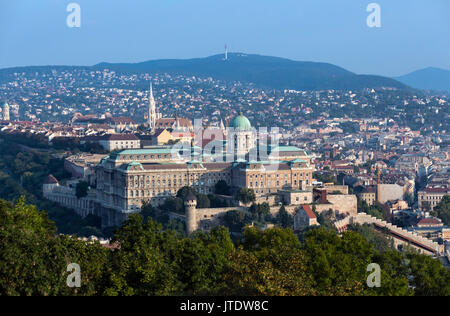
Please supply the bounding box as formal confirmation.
[2,101,10,121]
[376,168,381,204]
[224,44,228,61]
[43,174,59,198]
[184,191,198,235]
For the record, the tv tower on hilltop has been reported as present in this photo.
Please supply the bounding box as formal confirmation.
[224,44,228,61]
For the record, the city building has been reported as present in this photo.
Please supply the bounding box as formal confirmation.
[98,134,141,151]
[2,101,10,121]
[43,113,316,227]
[293,205,319,231]
[418,187,450,211]
[359,186,377,206]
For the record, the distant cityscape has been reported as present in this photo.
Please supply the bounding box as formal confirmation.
[0,52,449,297]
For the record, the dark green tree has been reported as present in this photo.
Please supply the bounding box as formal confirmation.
[75,181,89,199]
[237,188,256,205]
[214,180,231,196]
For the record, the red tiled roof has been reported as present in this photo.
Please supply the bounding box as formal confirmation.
[417,218,442,226]
[44,174,58,184]
[302,205,316,219]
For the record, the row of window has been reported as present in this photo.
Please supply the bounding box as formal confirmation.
[249,179,309,188]
[128,172,229,181]
[249,172,310,179]
[128,186,214,198]
[128,178,230,188]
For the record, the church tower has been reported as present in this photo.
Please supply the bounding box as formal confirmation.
[148,82,157,132]
[2,101,10,121]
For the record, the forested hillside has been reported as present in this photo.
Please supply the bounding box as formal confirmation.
[1,198,449,296]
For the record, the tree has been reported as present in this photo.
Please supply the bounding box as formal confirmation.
[277,205,293,228]
[160,197,184,214]
[407,253,450,296]
[249,203,270,222]
[75,181,89,199]
[348,223,393,253]
[0,197,108,296]
[104,214,179,296]
[237,188,256,205]
[224,226,315,296]
[214,180,231,196]
[223,210,247,232]
[196,194,210,209]
[431,195,450,226]
[176,186,197,200]
[0,197,448,296]
[302,227,373,295]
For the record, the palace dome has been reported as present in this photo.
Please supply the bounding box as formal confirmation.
[230,113,252,131]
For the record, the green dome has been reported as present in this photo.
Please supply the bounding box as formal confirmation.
[230,113,252,131]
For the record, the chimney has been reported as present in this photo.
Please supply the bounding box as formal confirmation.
[321,189,327,204]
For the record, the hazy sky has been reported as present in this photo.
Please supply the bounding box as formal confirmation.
[1,0,449,76]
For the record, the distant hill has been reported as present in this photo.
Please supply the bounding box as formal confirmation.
[395,67,450,92]
[94,53,408,91]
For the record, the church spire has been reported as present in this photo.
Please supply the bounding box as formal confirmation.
[148,81,157,132]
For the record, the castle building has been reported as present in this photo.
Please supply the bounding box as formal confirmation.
[44,113,314,227]
[228,113,255,158]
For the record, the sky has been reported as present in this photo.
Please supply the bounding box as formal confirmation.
[1,0,449,77]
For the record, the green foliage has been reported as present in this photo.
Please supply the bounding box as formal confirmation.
[348,224,394,253]
[237,188,256,205]
[358,200,386,220]
[0,140,101,236]
[407,253,450,296]
[225,227,315,296]
[316,209,335,231]
[196,194,210,208]
[431,195,450,226]
[208,194,229,208]
[176,186,210,208]
[0,198,108,296]
[160,197,184,214]
[223,210,250,232]
[249,202,270,223]
[303,227,373,295]
[176,186,197,200]
[1,198,448,296]
[214,180,231,196]
[75,181,89,199]
[276,205,293,228]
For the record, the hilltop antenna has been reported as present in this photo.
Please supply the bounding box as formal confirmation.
[224,44,228,61]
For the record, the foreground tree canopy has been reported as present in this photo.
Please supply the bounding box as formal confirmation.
[0,198,449,296]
